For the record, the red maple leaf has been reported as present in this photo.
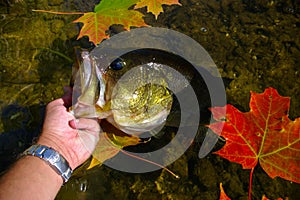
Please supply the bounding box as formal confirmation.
[220,183,286,200]
[219,183,231,200]
[209,87,300,182]
[209,87,300,199]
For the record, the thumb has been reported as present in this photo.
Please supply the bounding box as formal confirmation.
[69,118,100,133]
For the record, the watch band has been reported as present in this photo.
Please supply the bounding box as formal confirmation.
[22,144,73,183]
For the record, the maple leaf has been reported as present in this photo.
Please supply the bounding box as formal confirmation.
[261,195,286,200]
[209,87,300,183]
[219,183,231,200]
[134,0,181,19]
[87,132,141,169]
[220,183,286,200]
[73,0,147,45]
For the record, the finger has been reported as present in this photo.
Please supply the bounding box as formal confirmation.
[47,98,65,108]
[69,118,100,133]
[46,99,72,116]
[69,119,77,129]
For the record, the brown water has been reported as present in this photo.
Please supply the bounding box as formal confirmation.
[0,0,299,199]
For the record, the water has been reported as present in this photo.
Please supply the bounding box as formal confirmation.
[0,0,299,199]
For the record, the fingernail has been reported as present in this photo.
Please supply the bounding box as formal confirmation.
[69,119,77,129]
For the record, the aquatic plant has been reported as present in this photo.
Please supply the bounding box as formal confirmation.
[209,88,300,200]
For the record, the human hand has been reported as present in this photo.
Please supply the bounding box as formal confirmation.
[37,87,100,170]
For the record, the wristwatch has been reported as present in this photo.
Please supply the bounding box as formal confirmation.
[22,144,73,183]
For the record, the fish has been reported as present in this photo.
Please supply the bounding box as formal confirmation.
[71,48,197,138]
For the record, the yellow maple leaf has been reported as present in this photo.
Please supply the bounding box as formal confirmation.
[134,0,182,19]
[87,132,142,170]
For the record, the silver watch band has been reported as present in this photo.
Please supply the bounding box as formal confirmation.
[22,144,73,183]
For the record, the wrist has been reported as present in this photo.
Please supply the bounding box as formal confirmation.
[0,155,64,199]
[37,134,78,170]
[22,144,73,183]
[21,155,64,185]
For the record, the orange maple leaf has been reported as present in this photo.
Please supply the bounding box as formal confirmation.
[74,11,147,45]
[134,0,181,19]
[74,0,147,45]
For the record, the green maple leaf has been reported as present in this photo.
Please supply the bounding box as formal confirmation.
[134,0,181,19]
[74,0,147,45]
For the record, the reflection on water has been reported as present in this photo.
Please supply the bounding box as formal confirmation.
[0,0,299,199]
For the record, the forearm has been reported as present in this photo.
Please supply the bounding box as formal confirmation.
[0,155,63,200]
[0,94,99,200]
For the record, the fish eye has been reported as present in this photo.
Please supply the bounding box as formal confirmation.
[110,58,126,70]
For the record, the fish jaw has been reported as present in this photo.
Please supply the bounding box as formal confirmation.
[113,108,171,136]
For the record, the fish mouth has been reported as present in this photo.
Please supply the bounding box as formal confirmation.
[109,82,173,136]
[112,106,171,136]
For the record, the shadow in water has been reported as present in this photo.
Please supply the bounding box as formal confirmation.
[0,103,45,173]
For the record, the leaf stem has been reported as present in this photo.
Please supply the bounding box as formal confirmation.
[120,149,180,179]
[32,9,84,15]
[248,167,255,200]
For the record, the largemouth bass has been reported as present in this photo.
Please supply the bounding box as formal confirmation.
[72,49,198,137]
